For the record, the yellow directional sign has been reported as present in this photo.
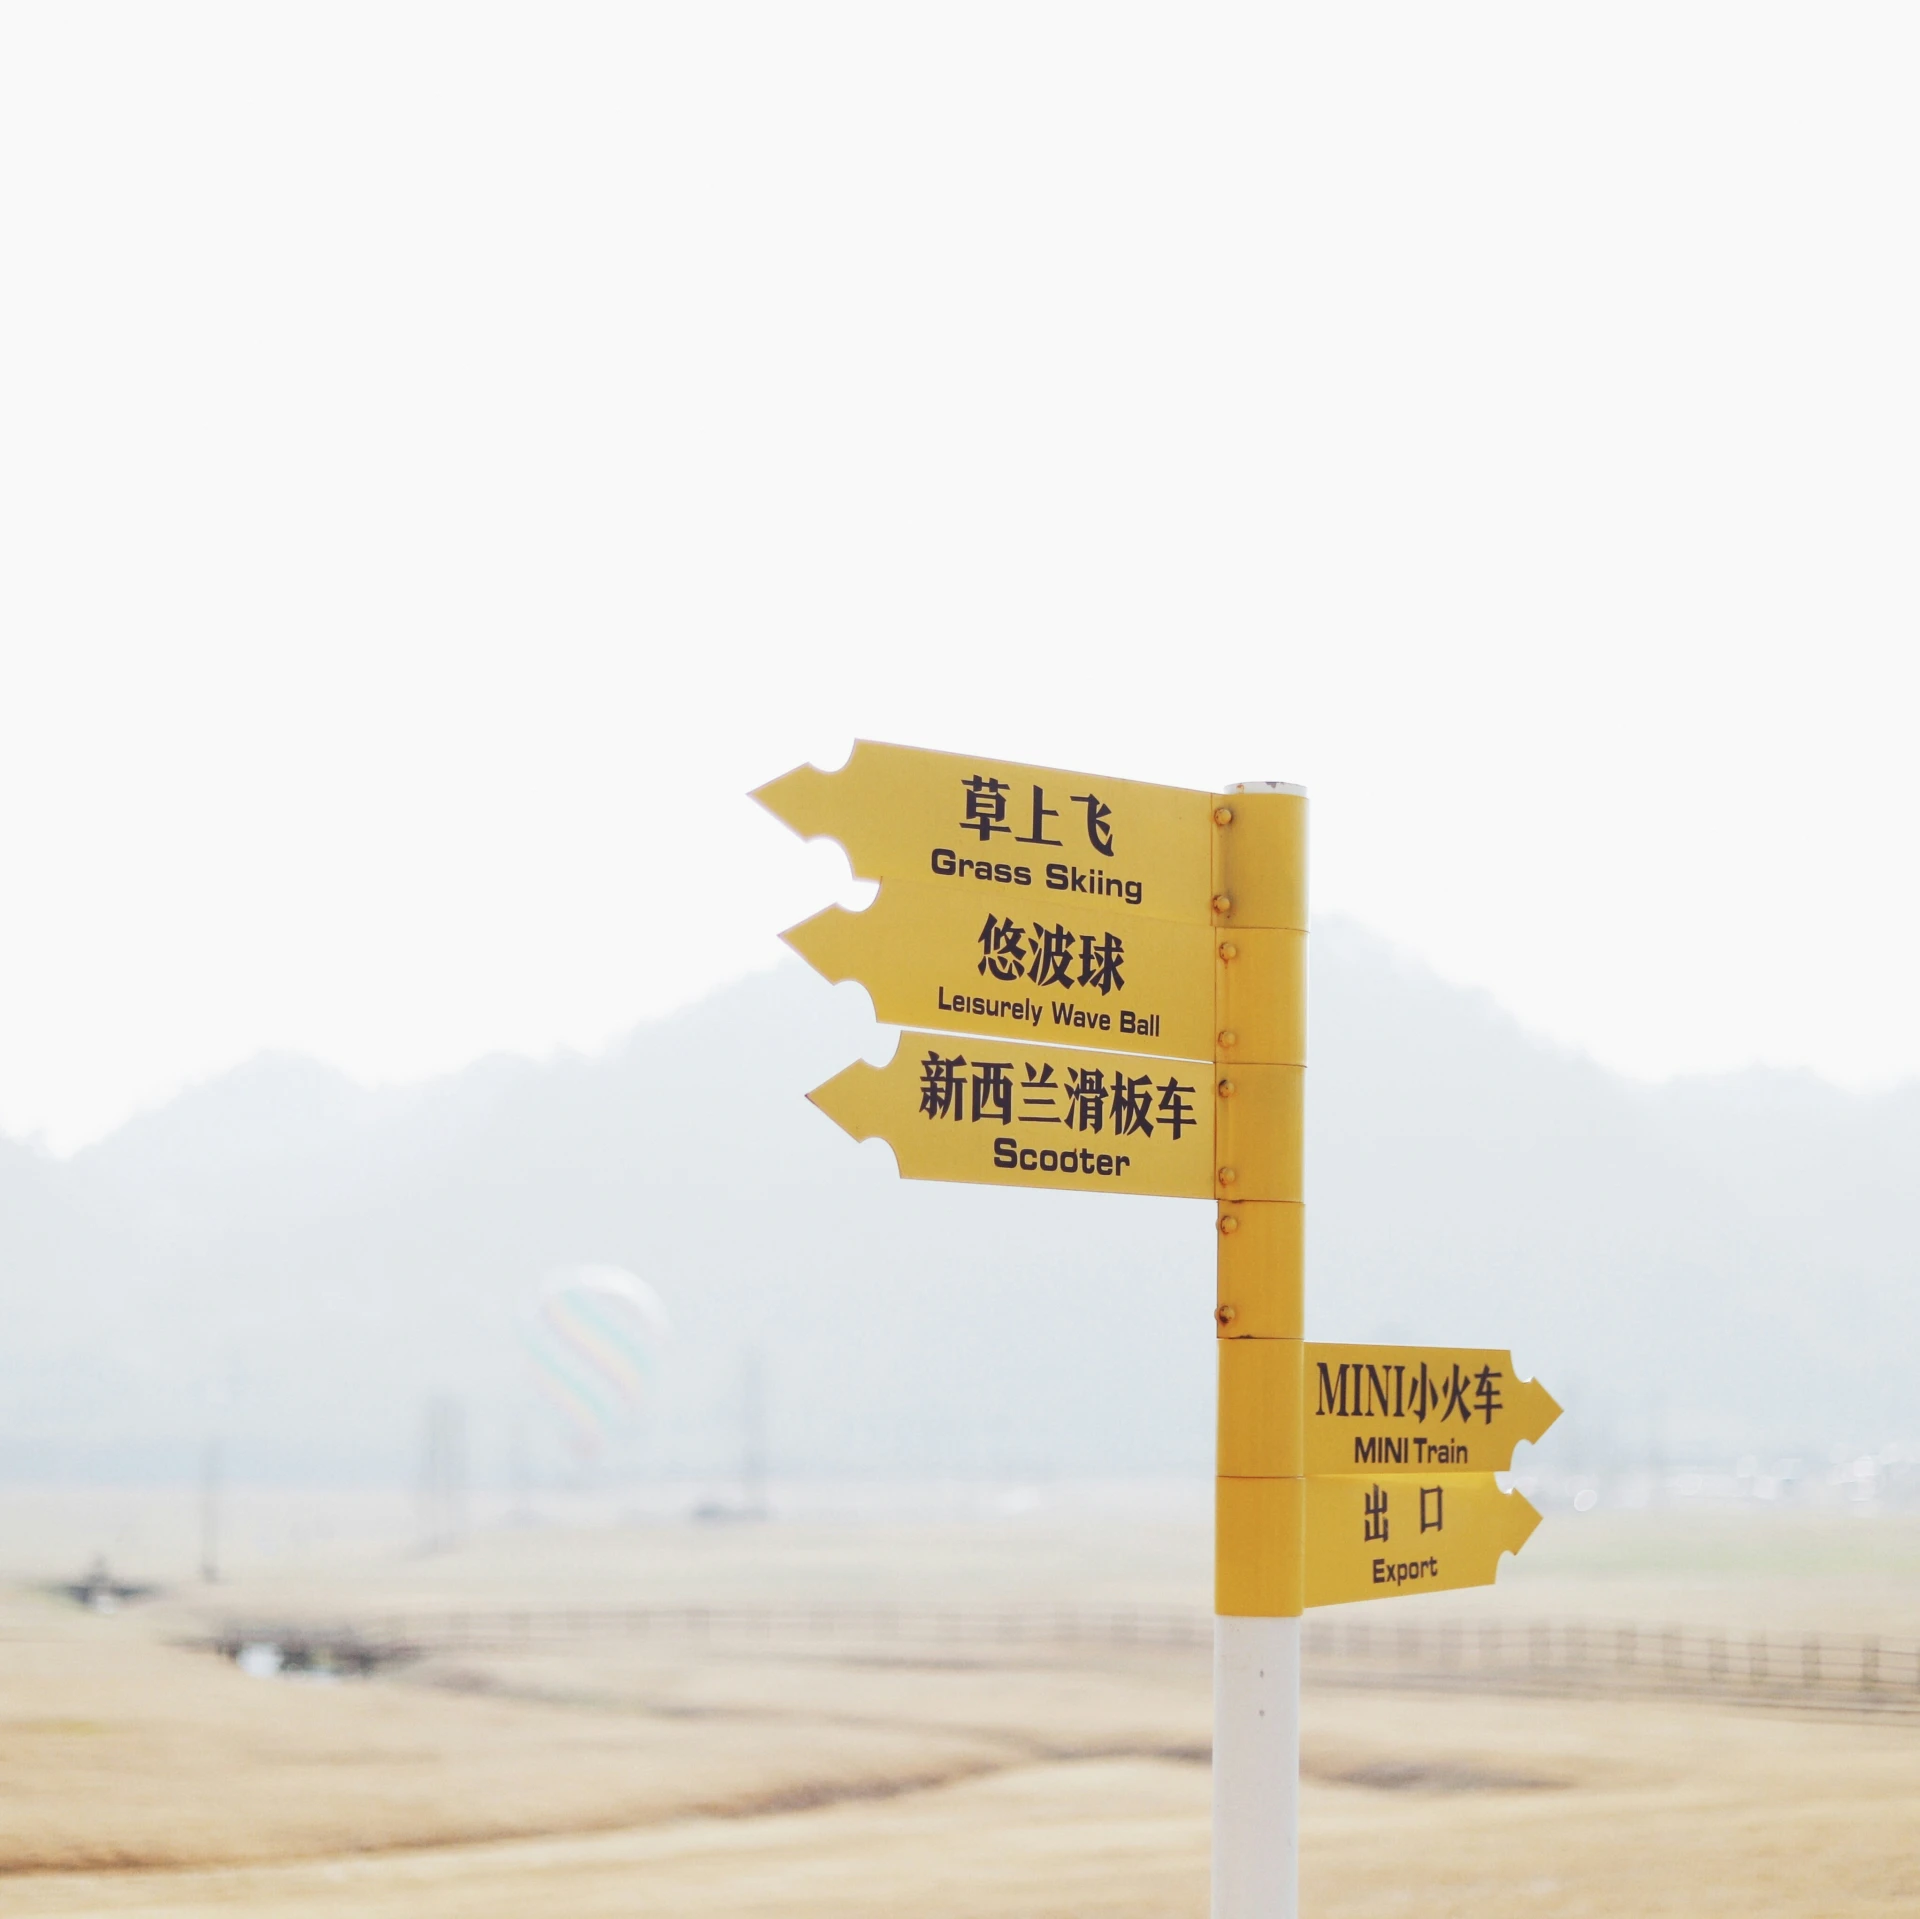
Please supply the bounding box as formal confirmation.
[808,1032,1216,1199]
[1304,1344,1560,1477]
[753,740,1219,927]
[784,880,1217,1063]
[1304,1473,1541,1608]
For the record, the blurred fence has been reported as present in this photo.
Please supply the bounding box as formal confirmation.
[205,1604,1920,1716]
[1302,1613,1920,1717]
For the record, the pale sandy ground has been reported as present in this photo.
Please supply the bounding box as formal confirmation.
[2,1496,1917,1916]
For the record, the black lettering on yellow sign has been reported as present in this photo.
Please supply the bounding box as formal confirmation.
[1358,1481,1447,1551]
[1050,1001,1112,1034]
[974,914,1127,995]
[1372,1556,1441,1588]
[1363,1484,1389,1543]
[938,988,1044,1025]
[1315,1360,1505,1426]
[991,1137,1133,1178]
[957,777,1113,857]
[1044,861,1142,905]
[924,992,1165,1042]
[927,843,1148,905]
[916,1049,1198,1142]
[930,848,1034,887]
[1352,1435,1472,1467]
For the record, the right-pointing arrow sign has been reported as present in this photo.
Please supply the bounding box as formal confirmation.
[1303,1343,1561,1476]
[1305,1473,1543,1608]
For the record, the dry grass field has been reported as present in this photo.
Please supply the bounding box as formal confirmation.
[2,1491,1917,1916]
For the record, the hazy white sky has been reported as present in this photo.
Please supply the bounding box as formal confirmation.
[2,5,1916,1150]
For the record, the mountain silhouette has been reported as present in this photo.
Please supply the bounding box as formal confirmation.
[2,920,1912,1484]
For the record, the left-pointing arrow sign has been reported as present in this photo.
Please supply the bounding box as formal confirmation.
[783,881,1218,1063]
[753,740,1220,927]
[808,1032,1217,1199]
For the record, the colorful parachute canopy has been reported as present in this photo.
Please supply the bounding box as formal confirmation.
[523,1265,670,1457]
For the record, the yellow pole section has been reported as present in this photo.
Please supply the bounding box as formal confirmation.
[1211,786,1307,1617]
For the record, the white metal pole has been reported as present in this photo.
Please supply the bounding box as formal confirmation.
[1213,1615,1300,1918]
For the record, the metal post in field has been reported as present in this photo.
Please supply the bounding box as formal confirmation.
[1210,782,1308,1919]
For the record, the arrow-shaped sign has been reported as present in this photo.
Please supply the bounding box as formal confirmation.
[1304,1472,1542,1608]
[808,1031,1218,1199]
[1303,1343,1561,1476]
[753,740,1220,927]
[783,881,1217,1063]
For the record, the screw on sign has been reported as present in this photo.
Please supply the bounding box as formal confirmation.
[754,743,1561,1919]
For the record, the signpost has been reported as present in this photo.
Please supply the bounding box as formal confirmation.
[754,742,1560,1919]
